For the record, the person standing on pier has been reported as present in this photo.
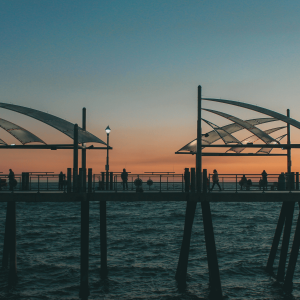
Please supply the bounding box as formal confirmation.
[121,168,128,190]
[58,171,65,191]
[8,169,15,191]
[210,169,221,191]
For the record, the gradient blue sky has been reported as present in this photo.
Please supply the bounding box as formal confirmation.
[1,1,300,173]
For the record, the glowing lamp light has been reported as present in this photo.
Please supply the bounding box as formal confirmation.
[105,125,111,134]
[11,144,15,146]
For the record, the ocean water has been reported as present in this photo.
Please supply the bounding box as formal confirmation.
[0,200,300,299]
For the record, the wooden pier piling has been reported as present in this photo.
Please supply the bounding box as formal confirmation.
[100,200,108,278]
[8,201,18,285]
[67,168,71,193]
[277,201,295,281]
[110,172,113,191]
[2,202,10,268]
[191,168,195,193]
[79,194,90,298]
[283,204,300,292]
[175,168,196,285]
[201,169,222,299]
[266,202,286,272]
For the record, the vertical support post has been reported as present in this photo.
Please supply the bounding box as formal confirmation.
[296,172,299,190]
[100,200,108,278]
[82,108,87,193]
[277,201,295,281]
[8,201,17,285]
[78,168,83,193]
[203,169,207,194]
[2,202,10,268]
[283,204,300,292]
[79,193,89,297]
[176,168,197,285]
[201,169,222,299]
[196,85,202,192]
[160,175,162,192]
[266,202,287,272]
[73,124,79,192]
[287,109,291,175]
[110,172,113,191]
[88,169,92,194]
[101,172,105,191]
[105,172,109,191]
[67,168,71,193]
[184,168,190,192]
[191,168,195,193]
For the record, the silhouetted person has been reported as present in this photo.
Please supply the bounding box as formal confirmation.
[278,172,285,191]
[261,170,268,190]
[210,169,221,191]
[58,171,65,191]
[121,168,128,190]
[239,175,247,190]
[8,169,15,191]
[246,179,252,190]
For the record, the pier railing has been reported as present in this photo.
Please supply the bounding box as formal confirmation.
[0,172,185,192]
[1,170,299,193]
[208,172,299,192]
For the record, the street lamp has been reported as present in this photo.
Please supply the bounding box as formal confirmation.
[105,126,111,190]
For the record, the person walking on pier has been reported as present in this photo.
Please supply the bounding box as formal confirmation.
[210,169,221,191]
[8,169,15,191]
[58,171,65,191]
[121,168,128,190]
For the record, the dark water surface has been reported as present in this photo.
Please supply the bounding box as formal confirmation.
[0,201,300,299]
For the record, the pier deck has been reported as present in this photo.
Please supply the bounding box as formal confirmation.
[0,190,300,202]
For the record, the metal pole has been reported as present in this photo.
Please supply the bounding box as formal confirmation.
[287,109,291,174]
[82,108,86,193]
[73,124,79,192]
[106,134,109,190]
[196,85,202,192]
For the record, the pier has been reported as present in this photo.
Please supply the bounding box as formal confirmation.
[2,86,300,299]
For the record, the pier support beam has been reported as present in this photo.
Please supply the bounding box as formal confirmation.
[2,202,18,283]
[2,202,10,268]
[79,193,90,298]
[266,202,286,272]
[100,200,108,278]
[176,168,197,285]
[277,201,295,281]
[201,169,222,299]
[7,201,17,285]
[283,203,300,292]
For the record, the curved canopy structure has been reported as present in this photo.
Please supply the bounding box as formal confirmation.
[203,98,300,130]
[202,119,241,145]
[0,103,106,145]
[203,108,278,144]
[178,117,276,153]
[0,118,45,144]
[227,126,286,153]
[257,134,286,154]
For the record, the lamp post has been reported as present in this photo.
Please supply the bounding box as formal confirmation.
[105,126,111,190]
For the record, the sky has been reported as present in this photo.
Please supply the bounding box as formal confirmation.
[1,0,300,175]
